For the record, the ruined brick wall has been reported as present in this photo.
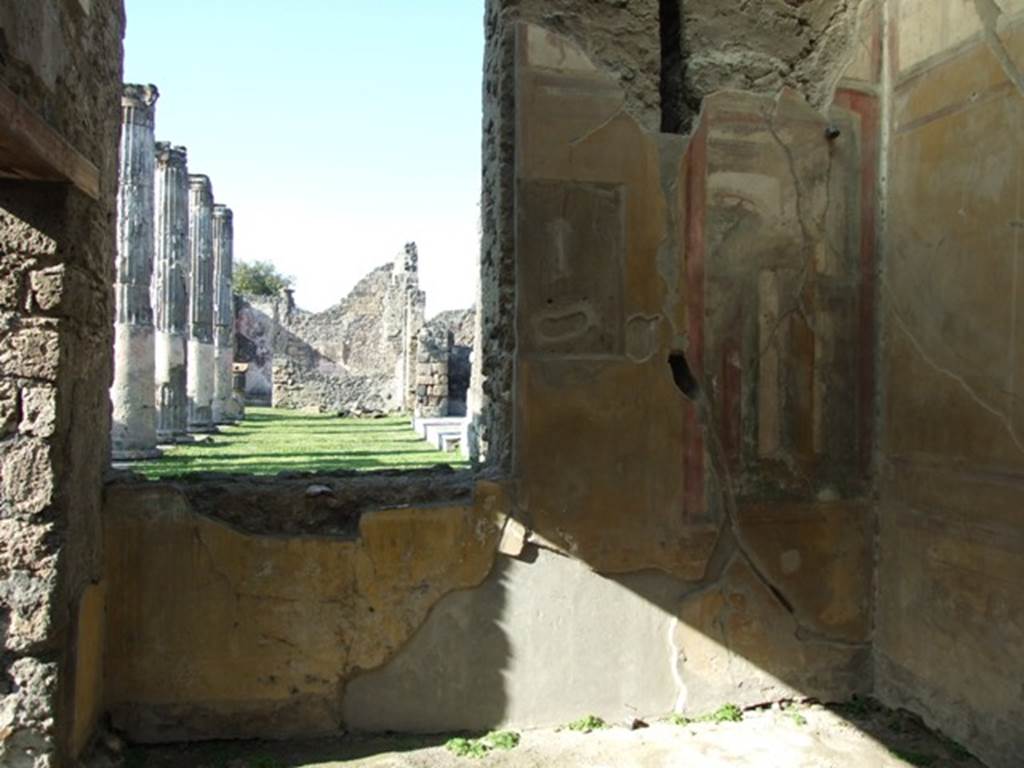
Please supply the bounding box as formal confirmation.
[272,361,393,415]
[414,325,451,418]
[875,3,1024,766]
[236,248,461,415]
[280,264,395,376]
[0,1,125,764]
[424,308,474,416]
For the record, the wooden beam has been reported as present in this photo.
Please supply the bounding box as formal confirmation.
[0,80,101,200]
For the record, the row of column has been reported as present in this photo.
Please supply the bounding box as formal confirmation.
[110,84,239,460]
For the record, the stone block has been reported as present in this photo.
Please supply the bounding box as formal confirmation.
[0,440,54,517]
[0,657,58,766]
[0,323,60,382]
[18,385,56,438]
[28,266,64,312]
[0,565,59,652]
[0,380,18,435]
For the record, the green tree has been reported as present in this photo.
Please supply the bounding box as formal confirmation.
[234,260,294,296]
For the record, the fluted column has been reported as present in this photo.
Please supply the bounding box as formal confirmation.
[110,83,161,460]
[212,204,237,422]
[153,143,190,441]
[187,174,216,432]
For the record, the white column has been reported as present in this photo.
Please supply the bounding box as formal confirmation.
[187,174,216,432]
[110,83,161,460]
[212,204,237,422]
[153,142,190,441]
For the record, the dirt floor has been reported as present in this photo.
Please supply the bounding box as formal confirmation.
[103,700,984,768]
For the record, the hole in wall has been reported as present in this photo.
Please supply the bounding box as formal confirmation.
[668,350,699,400]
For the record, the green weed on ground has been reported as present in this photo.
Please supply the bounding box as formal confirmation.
[666,704,745,727]
[564,715,607,734]
[132,408,468,478]
[445,731,521,759]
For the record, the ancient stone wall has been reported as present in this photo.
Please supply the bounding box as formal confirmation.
[266,265,403,413]
[0,1,124,764]
[413,325,451,418]
[875,3,1024,766]
[236,245,464,415]
[424,309,474,416]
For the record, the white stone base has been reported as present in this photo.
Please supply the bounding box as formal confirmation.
[187,340,216,431]
[111,322,159,456]
[212,343,235,423]
[155,330,189,439]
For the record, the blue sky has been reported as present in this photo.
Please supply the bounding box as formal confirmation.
[124,1,483,315]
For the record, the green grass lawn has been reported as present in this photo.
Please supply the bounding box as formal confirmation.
[132,408,467,478]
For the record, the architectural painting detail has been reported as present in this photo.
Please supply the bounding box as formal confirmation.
[153,142,190,442]
[110,83,161,460]
[186,174,216,431]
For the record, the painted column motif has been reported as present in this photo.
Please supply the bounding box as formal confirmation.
[212,204,237,422]
[187,174,216,431]
[153,143,190,441]
[110,83,161,459]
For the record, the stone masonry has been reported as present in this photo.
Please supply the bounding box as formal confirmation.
[153,143,190,442]
[110,84,160,459]
[422,308,474,417]
[0,0,124,764]
[414,324,450,418]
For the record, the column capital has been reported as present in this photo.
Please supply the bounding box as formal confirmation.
[189,174,213,202]
[213,204,233,222]
[155,142,187,169]
[122,83,159,125]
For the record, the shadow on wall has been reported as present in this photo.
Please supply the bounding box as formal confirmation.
[343,557,512,733]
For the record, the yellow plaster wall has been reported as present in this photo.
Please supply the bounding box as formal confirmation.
[102,482,505,742]
[877,6,1024,766]
[70,582,105,758]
